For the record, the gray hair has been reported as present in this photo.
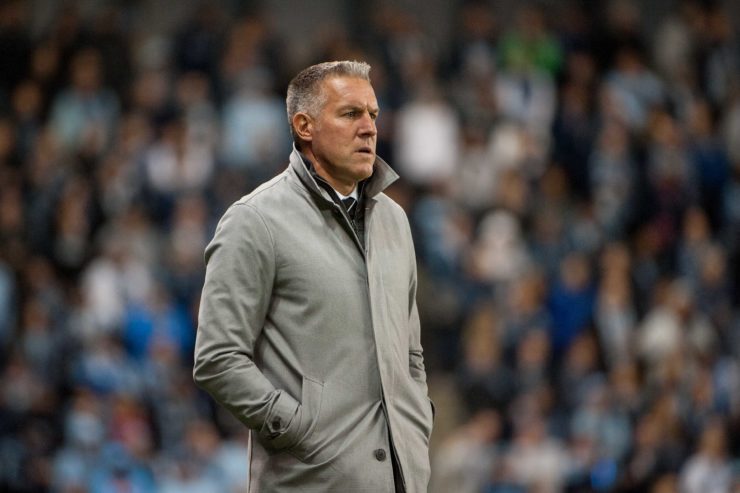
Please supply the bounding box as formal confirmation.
[286,60,371,142]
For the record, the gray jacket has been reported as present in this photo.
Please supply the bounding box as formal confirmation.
[193,149,433,492]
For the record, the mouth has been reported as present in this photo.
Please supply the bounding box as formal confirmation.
[356,146,374,155]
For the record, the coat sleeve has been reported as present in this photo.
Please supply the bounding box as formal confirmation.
[193,203,300,443]
[408,261,425,388]
[406,219,434,419]
[408,259,435,420]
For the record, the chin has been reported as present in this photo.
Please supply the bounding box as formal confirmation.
[349,155,373,172]
[358,161,375,179]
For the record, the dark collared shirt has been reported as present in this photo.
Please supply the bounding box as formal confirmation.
[300,153,367,247]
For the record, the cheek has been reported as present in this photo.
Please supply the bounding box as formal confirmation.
[315,122,356,155]
[319,126,344,145]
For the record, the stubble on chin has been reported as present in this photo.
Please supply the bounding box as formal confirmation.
[359,159,375,180]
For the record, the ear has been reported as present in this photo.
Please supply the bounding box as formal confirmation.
[292,112,313,142]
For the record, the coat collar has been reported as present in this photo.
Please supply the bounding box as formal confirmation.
[288,145,398,203]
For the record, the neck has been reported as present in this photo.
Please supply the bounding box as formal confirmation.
[301,148,357,196]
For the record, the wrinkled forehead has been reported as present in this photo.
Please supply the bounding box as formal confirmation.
[319,76,378,109]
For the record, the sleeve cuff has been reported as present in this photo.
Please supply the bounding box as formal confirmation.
[259,389,301,448]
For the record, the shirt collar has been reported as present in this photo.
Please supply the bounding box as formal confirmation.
[289,145,398,203]
[335,187,359,201]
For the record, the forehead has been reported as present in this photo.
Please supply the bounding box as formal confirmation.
[319,76,378,108]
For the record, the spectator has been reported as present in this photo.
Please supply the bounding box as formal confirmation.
[547,252,596,355]
[395,82,460,186]
[679,419,733,493]
[49,47,119,155]
[431,409,501,493]
[219,69,290,178]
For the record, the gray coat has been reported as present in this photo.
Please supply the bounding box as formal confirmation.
[193,149,433,492]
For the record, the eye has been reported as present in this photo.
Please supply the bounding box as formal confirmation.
[345,110,359,118]
[369,112,378,120]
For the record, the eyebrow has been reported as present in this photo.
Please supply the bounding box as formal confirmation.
[339,104,380,114]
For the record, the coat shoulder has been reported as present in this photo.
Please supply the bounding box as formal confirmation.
[374,192,412,229]
[374,192,407,215]
[233,171,292,211]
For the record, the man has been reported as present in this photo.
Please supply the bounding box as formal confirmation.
[193,61,433,492]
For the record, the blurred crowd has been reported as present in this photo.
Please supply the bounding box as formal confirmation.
[0,0,739,492]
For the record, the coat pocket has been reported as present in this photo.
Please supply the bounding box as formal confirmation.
[407,377,434,442]
[287,375,324,453]
[259,375,324,454]
[285,376,324,463]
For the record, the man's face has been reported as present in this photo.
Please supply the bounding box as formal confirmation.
[305,76,378,194]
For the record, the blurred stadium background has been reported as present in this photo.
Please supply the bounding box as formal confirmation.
[1,0,740,491]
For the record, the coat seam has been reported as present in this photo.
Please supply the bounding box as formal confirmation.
[234,202,279,283]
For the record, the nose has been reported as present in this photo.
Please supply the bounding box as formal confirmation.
[358,112,377,137]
